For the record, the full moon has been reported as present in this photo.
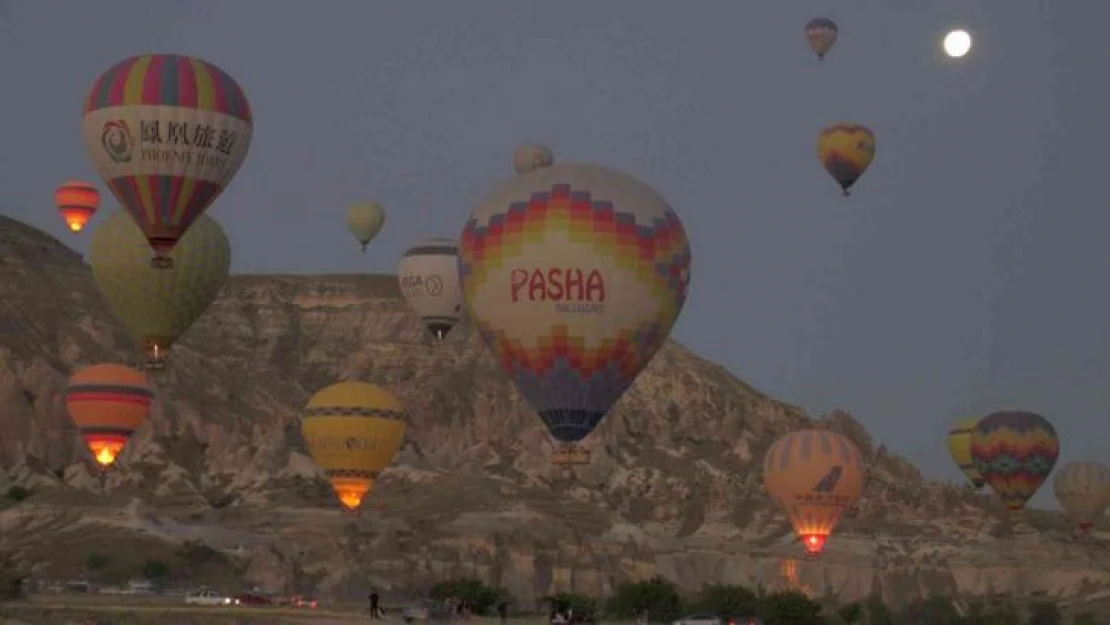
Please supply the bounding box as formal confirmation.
[943,29,972,58]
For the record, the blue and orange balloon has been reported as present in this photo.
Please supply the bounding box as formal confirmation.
[971,410,1059,513]
[817,123,876,196]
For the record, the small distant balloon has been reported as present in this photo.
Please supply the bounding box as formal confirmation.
[346,202,386,252]
[512,144,554,175]
[805,18,838,61]
[54,180,99,234]
[817,123,876,197]
[943,30,972,58]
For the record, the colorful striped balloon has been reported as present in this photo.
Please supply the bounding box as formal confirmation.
[65,364,154,468]
[54,180,100,233]
[971,411,1059,512]
[804,18,839,61]
[816,123,875,196]
[81,54,252,268]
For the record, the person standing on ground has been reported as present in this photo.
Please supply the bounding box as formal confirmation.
[369,589,380,619]
[497,600,509,625]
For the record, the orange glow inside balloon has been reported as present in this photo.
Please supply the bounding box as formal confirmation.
[65,214,89,232]
[801,533,827,555]
[88,440,125,467]
[335,488,366,511]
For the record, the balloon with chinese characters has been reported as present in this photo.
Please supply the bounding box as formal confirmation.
[458,163,692,459]
[81,54,253,268]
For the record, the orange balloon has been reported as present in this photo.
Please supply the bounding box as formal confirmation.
[64,364,153,468]
[54,180,100,234]
[763,429,866,558]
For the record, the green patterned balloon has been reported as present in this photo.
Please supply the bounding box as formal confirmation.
[89,210,231,370]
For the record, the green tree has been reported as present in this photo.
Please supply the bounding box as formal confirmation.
[1073,612,1096,625]
[1025,599,1061,625]
[696,584,758,617]
[605,576,684,622]
[914,595,961,625]
[141,558,169,580]
[981,596,1019,625]
[543,592,597,614]
[863,593,893,625]
[84,552,111,571]
[755,590,824,625]
[4,486,29,502]
[429,578,503,615]
[837,602,863,624]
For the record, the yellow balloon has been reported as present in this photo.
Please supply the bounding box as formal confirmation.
[763,429,866,558]
[816,123,876,196]
[301,382,406,512]
[946,418,985,489]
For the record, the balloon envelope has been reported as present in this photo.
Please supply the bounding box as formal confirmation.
[763,429,866,557]
[301,382,407,512]
[81,54,252,266]
[398,237,463,340]
[946,418,985,489]
[971,411,1059,512]
[817,123,875,196]
[89,210,230,369]
[346,202,386,251]
[459,162,692,445]
[512,144,554,175]
[65,363,153,467]
[55,180,100,233]
[805,18,838,60]
[1054,461,1110,534]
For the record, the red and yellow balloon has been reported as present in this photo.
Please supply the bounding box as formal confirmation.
[65,363,154,468]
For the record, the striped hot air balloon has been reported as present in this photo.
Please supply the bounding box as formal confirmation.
[946,418,985,489]
[65,364,154,468]
[971,411,1059,513]
[763,429,866,558]
[301,382,407,513]
[54,180,100,233]
[817,123,876,196]
[1053,461,1110,534]
[804,18,839,61]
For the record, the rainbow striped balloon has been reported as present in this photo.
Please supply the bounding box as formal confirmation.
[81,54,252,267]
[65,363,154,468]
[971,410,1059,512]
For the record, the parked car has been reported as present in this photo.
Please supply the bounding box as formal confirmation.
[292,594,318,608]
[673,614,723,625]
[234,592,273,606]
[725,618,763,625]
[403,599,452,623]
[551,607,597,625]
[184,588,234,606]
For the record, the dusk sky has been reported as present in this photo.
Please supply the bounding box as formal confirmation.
[0,2,1102,507]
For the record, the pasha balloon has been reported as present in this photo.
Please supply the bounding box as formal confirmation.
[54,180,100,233]
[1054,461,1110,535]
[398,237,463,340]
[817,123,875,196]
[65,363,153,468]
[971,410,1059,513]
[89,210,230,370]
[805,18,839,60]
[301,382,407,512]
[81,54,252,268]
[763,429,866,558]
[459,163,692,463]
[512,144,554,175]
[946,418,985,489]
[346,202,386,252]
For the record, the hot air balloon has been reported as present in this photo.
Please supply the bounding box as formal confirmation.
[459,163,692,464]
[81,54,253,269]
[301,382,407,513]
[805,18,838,60]
[763,429,866,559]
[398,237,463,340]
[1054,461,1110,535]
[512,144,555,175]
[971,410,1059,513]
[54,180,100,234]
[346,202,386,252]
[89,210,230,370]
[817,123,875,196]
[65,363,153,468]
[946,418,985,490]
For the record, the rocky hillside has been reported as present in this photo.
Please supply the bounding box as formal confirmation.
[0,214,1108,609]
